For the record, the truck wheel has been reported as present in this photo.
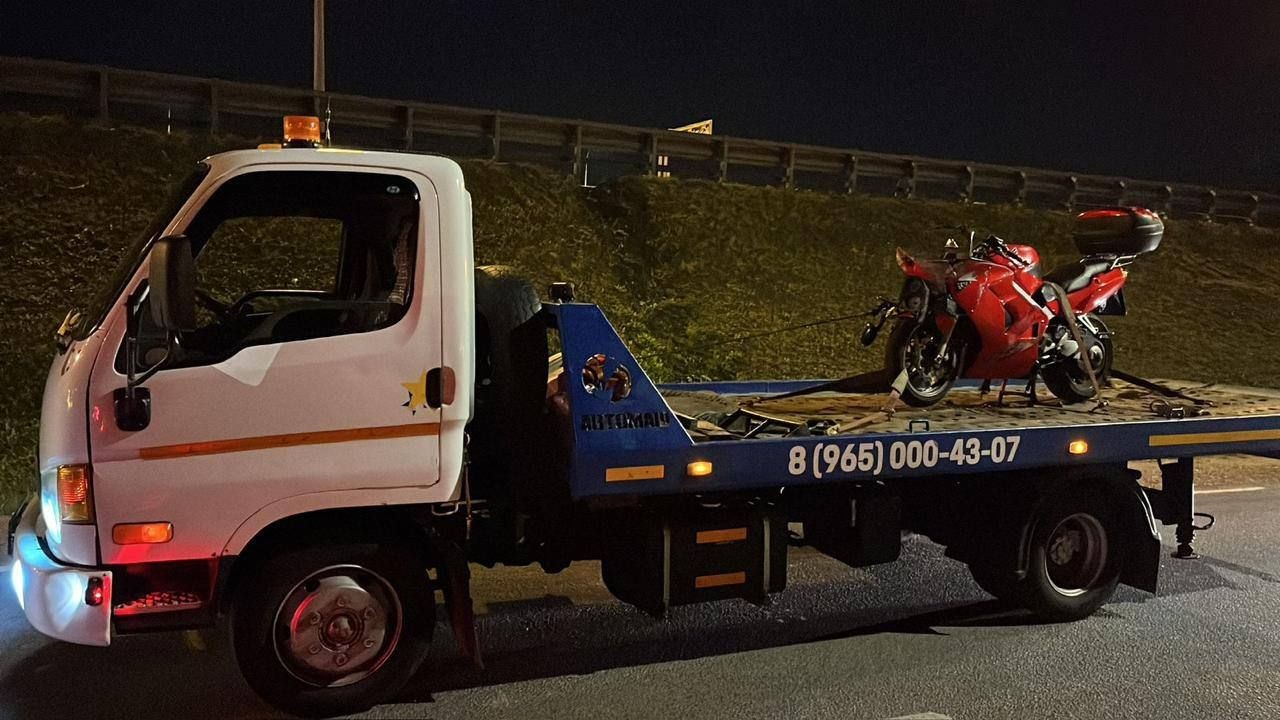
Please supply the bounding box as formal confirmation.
[1018,495,1121,622]
[231,542,434,717]
[470,265,549,557]
[473,264,543,414]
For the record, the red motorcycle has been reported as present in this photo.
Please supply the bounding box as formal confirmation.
[862,207,1163,406]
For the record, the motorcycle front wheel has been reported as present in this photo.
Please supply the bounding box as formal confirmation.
[885,318,960,407]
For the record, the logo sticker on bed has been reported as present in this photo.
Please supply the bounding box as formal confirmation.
[580,411,673,432]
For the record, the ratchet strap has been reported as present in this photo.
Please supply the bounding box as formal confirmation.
[1110,369,1215,410]
[746,367,896,404]
[1042,280,1106,410]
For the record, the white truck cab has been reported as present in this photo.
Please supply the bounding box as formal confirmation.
[11,120,483,713]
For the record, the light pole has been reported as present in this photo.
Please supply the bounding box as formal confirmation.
[312,0,326,93]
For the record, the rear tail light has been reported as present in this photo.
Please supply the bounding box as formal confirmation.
[57,464,94,524]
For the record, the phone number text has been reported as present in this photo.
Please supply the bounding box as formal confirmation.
[787,435,1022,478]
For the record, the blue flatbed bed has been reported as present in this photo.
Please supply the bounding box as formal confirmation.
[548,302,1280,501]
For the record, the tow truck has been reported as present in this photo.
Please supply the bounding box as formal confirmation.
[9,116,1280,716]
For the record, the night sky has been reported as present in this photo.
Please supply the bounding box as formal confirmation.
[3,1,1278,190]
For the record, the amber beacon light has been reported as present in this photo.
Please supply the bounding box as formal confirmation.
[283,115,323,147]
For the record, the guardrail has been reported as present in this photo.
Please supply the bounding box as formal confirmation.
[3,55,1278,226]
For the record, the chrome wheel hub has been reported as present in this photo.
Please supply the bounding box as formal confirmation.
[274,566,402,688]
[1045,513,1108,597]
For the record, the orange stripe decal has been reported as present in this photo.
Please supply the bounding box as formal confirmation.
[694,571,747,589]
[138,422,440,461]
[1149,429,1280,447]
[696,528,748,545]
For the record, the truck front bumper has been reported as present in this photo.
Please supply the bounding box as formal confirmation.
[8,494,112,646]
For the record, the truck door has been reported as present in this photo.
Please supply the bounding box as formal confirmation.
[87,166,444,565]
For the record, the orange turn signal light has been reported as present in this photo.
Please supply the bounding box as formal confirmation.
[282,115,322,147]
[112,522,173,545]
[1068,440,1089,455]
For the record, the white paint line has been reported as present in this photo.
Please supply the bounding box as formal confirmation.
[1195,486,1266,495]
[887,714,952,720]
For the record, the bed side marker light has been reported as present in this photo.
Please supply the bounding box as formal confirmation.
[686,461,714,477]
[1068,440,1089,455]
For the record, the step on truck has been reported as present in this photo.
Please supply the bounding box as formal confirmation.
[9,117,1280,716]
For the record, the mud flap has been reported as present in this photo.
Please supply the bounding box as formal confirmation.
[434,538,483,670]
[1121,481,1162,593]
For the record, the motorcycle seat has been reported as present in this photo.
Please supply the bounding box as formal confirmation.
[1043,257,1114,294]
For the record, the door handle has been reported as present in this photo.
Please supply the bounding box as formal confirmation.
[425,367,455,408]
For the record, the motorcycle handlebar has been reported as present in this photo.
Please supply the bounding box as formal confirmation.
[979,235,1029,266]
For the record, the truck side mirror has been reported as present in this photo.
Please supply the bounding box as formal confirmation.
[149,235,196,332]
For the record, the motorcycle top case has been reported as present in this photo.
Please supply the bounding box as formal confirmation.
[1071,207,1163,256]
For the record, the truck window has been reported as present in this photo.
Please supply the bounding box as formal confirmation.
[120,170,421,372]
[76,162,211,341]
[197,216,343,304]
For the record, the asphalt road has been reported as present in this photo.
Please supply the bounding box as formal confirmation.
[3,488,1280,720]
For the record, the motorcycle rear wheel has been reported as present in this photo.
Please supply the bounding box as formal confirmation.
[1041,320,1113,404]
[885,318,960,407]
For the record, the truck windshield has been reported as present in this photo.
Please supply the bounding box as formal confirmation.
[72,162,210,340]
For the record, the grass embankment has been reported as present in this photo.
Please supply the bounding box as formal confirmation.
[3,112,1279,507]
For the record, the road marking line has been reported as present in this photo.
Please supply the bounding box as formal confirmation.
[1195,486,1266,495]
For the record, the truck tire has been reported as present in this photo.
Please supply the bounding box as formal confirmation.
[230,542,434,717]
[470,266,551,562]
[1017,493,1122,622]
[473,264,543,421]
